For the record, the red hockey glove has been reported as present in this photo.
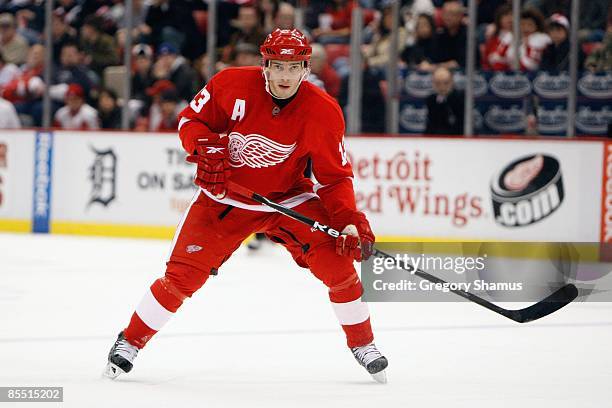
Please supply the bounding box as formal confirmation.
[333,211,375,262]
[186,135,231,199]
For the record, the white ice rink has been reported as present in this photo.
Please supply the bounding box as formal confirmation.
[1,232,611,408]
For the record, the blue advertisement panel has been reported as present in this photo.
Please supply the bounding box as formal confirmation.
[399,70,611,136]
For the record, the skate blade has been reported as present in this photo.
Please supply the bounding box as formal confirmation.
[102,362,125,379]
[371,370,387,384]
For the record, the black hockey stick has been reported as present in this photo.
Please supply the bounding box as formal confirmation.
[227,181,578,323]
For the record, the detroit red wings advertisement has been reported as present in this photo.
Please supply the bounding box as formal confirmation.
[600,141,612,243]
[345,137,601,241]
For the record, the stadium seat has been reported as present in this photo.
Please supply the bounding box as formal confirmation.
[324,44,350,66]
[103,66,127,100]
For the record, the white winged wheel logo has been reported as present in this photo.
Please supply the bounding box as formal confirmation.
[227,132,297,168]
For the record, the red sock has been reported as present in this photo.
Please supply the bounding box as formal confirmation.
[123,277,186,348]
[329,278,374,348]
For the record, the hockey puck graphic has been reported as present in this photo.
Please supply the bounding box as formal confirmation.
[491,154,564,227]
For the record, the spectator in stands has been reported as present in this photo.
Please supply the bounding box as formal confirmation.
[51,10,77,63]
[0,52,19,87]
[310,43,340,99]
[401,13,436,70]
[144,0,205,59]
[399,0,434,47]
[0,13,28,65]
[52,41,98,103]
[585,23,612,72]
[54,0,84,28]
[313,0,373,45]
[131,43,154,102]
[225,6,267,59]
[54,83,99,130]
[480,4,513,71]
[364,3,407,71]
[258,0,279,34]
[431,0,467,69]
[151,42,196,102]
[192,53,210,89]
[145,79,176,102]
[141,0,176,45]
[424,66,464,135]
[134,80,186,132]
[79,15,119,77]
[98,88,122,129]
[156,89,180,131]
[2,44,45,126]
[525,0,608,42]
[541,14,571,71]
[576,0,609,42]
[14,7,44,45]
[339,57,386,133]
[114,0,153,45]
[231,42,261,67]
[514,8,550,71]
[274,2,296,31]
[0,94,20,128]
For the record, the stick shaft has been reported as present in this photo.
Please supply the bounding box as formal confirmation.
[226,181,577,323]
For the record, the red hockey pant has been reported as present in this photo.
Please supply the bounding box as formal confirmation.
[123,191,373,349]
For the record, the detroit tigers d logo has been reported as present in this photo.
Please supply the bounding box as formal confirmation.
[227,132,296,168]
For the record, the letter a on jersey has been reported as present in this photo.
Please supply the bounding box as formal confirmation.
[231,99,246,121]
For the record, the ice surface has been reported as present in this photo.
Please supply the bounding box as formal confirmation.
[0,233,610,408]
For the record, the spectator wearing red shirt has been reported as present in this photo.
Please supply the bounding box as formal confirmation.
[310,43,340,99]
[2,44,45,126]
[313,0,373,45]
[481,4,514,71]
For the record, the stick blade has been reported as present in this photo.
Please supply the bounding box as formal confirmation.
[506,284,579,323]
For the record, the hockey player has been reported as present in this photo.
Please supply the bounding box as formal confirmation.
[105,28,388,383]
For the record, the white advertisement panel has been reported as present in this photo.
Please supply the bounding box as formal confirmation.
[346,137,602,241]
[48,131,603,241]
[51,131,196,227]
[0,130,35,222]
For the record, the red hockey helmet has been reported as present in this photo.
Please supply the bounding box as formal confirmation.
[260,28,312,63]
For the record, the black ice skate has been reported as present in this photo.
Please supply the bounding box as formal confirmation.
[103,331,139,379]
[351,342,388,383]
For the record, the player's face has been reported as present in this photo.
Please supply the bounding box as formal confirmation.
[265,60,307,99]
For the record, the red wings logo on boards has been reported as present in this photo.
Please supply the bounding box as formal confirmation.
[0,142,6,207]
[601,142,612,243]
[227,132,296,169]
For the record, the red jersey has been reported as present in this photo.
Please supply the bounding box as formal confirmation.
[482,31,513,71]
[178,66,356,219]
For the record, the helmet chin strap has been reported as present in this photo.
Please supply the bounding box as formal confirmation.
[262,63,311,99]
